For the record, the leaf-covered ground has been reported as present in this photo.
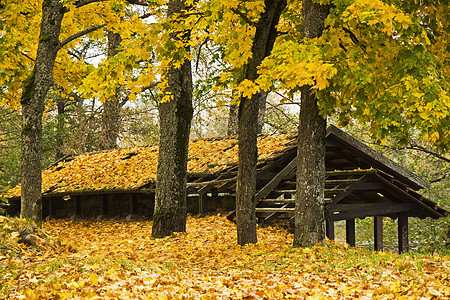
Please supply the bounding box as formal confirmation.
[1,215,449,299]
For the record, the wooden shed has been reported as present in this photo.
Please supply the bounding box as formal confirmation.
[4,125,448,253]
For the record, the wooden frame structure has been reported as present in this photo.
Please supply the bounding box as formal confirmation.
[5,126,448,253]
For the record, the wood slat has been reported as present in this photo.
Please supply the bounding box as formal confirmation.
[255,157,297,201]
[259,199,295,203]
[255,207,295,213]
[325,179,361,185]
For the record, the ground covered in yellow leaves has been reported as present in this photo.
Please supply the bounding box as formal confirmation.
[1,215,449,299]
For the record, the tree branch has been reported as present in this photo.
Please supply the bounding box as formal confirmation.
[127,0,149,5]
[21,52,35,62]
[58,24,106,50]
[430,172,449,183]
[231,8,256,26]
[75,0,107,8]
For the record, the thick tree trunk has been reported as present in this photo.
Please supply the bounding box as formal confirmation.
[101,31,122,150]
[20,0,65,225]
[236,0,286,245]
[293,0,330,247]
[152,0,193,238]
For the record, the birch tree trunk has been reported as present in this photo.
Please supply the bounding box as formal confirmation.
[152,0,193,238]
[20,0,65,225]
[236,0,286,245]
[293,0,330,247]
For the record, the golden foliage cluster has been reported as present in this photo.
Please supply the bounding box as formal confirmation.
[7,134,295,197]
[0,215,449,299]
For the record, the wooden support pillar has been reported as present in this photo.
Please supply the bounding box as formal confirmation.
[75,196,81,216]
[398,212,409,253]
[326,219,335,240]
[346,218,356,247]
[129,194,138,215]
[199,192,208,215]
[374,216,384,251]
[101,194,109,216]
[212,188,218,199]
[48,198,53,216]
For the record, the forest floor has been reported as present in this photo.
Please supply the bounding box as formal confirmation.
[0,214,449,299]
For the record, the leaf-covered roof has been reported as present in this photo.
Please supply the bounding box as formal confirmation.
[6,134,296,197]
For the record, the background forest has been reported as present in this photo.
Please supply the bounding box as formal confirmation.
[0,0,449,251]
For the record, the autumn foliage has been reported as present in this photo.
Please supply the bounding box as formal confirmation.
[6,134,296,198]
[0,214,449,299]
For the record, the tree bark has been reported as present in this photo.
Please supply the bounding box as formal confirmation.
[152,0,193,238]
[236,0,286,245]
[257,91,268,134]
[227,102,238,136]
[101,31,122,150]
[55,97,66,160]
[293,0,330,247]
[20,0,65,225]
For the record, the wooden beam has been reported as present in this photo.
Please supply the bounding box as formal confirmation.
[259,199,295,203]
[398,212,409,253]
[326,219,335,240]
[327,203,414,221]
[375,174,443,218]
[199,192,208,214]
[255,207,295,213]
[47,198,54,217]
[130,194,138,215]
[187,177,236,188]
[374,216,383,251]
[346,219,356,247]
[327,125,430,189]
[255,157,297,201]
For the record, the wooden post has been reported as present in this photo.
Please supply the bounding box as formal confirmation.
[75,196,81,216]
[374,216,384,251]
[101,194,109,216]
[199,192,208,215]
[326,219,335,240]
[47,198,54,218]
[398,212,409,253]
[212,188,218,199]
[130,194,138,215]
[346,218,356,247]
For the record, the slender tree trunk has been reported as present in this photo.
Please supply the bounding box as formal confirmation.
[152,0,193,238]
[55,97,66,160]
[228,91,267,137]
[101,31,122,150]
[236,0,286,245]
[293,0,330,247]
[227,102,238,136]
[257,91,268,134]
[20,0,65,225]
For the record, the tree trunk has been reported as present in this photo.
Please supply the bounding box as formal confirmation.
[101,31,122,150]
[236,0,286,245]
[228,91,267,137]
[55,97,65,160]
[257,91,268,135]
[152,0,193,238]
[227,102,238,136]
[20,0,65,225]
[293,0,330,247]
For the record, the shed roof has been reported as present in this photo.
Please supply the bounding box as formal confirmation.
[6,133,296,198]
